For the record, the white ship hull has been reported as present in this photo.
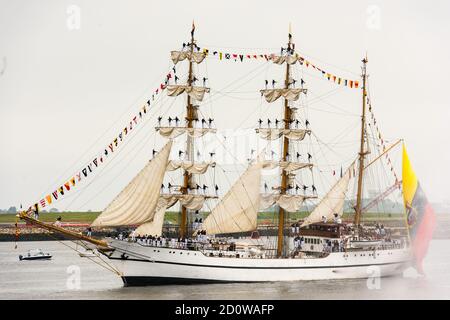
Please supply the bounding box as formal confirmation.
[103,239,412,286]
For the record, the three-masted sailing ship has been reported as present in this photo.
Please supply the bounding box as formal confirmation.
[19,25,425,286]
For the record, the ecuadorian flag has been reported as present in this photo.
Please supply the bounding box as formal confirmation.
[402,144,436,273]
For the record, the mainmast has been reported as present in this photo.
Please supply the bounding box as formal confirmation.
[354,56,368,227]
[277,29,293,257]
[180,22,196,239]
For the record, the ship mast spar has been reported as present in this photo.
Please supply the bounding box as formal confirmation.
[180,22,196,239]
[277,28,293,258]
[354,56,368,227]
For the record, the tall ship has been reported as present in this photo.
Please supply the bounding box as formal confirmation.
[18,24,435,286]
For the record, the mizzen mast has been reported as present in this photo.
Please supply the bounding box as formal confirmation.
[354,56,368,227]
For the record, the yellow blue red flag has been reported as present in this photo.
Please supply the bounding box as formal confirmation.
[402,143,436,273]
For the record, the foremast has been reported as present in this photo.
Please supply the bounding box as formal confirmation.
[354,56,369,227]
[181,22,196,239]
[159,22,217,239]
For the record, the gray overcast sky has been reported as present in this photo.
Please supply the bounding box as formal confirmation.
[1,0,449,211]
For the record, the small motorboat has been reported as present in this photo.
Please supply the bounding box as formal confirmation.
[19,249,52,261]
[78,248,97,258]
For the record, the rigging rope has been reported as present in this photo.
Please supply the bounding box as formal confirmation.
[41,230,122,276]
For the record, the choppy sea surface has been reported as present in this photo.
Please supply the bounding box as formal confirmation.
[0,240,449,299]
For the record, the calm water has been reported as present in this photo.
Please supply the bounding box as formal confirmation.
[1,240,450,299]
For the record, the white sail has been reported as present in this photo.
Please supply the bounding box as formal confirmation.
[203,162,262,235]
[166,160,215,174]
[133,206,166,237]
[256,128,310,141]
[166,85,210,101]
[301,161,355,227]
[262,160,312,172]
[157,127,216,139]
[260,194,308,212]
[133,196,178,237]
[91,141,172,227]
[171,51,206,64]
[260,88,306,103]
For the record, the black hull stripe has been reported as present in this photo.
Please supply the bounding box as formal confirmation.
[121,276,256,286]
[108,256,410,270]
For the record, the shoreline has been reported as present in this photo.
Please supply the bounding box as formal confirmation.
[1,212,448,242]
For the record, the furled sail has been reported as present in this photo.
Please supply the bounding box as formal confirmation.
[159,194,210,211]
[166,160,215,174]
[166,85,210,101]
[301,161,355,227]
[260,194,309,212]
[260,88,306,103]
[203,162,262,235]
[256,128,310,141]
[262,160,313,172]
[171,51,206,65]
[156,127,216,139]
[271,54,299,65]
[91,141,173,227]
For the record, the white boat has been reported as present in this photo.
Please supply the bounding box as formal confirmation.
[78,248,97,258]
[19,249,52,261]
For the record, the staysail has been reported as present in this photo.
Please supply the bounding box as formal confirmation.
[203,162,262,235]
[91,141,173,227]
[133,206,166,237]
[301,161,355,227]
[133,196,178,237]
